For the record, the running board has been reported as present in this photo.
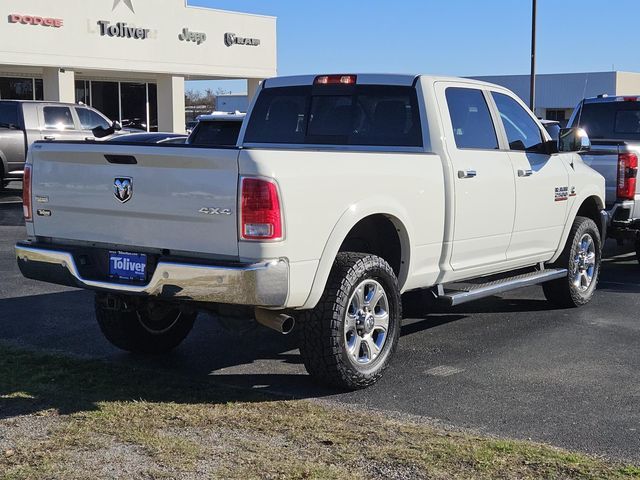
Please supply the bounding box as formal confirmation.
[438,268,568,306]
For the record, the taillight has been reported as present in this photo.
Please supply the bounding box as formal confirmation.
[314,74,357,85]
[617,152,638,201]
[22,164,32,221]
[240,177,282,241]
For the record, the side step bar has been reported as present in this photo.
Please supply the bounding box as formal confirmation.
[438,268,568,307]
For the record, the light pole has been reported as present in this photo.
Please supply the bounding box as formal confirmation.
[529,0,537,113]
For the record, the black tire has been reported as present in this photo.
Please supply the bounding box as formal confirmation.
[95,295,196,354]
[635,236,640,265]
[543,216,601,308]
[298,252,401,390]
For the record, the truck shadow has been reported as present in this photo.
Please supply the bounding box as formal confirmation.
[1,238,637,417]
[0,289,480,415]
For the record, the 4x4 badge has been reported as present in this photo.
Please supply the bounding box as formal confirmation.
[114,178,133,203]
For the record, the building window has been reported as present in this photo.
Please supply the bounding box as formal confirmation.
[120,82,148,131]
[148,83,158,132]
[91,81,120,123]
[77,80,157,131]
[75,80,90,105]
[546,109,566,122]
[0,77,35,100]
[35,79,43,100]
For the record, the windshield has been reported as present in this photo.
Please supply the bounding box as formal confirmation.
[576,102,640,140]
[244,85,423,147]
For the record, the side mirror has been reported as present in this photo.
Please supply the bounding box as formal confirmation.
[558,127,590,153]
[92,121,121,139]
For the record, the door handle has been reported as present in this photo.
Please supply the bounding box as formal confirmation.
[458,169,477,179]
[43,135,56,141]
[518,169,533,177]
[85,137,96,141]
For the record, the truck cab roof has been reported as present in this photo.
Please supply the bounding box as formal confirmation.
[582,95,640,104]
[0,99,83,107]
[262,73,501,90]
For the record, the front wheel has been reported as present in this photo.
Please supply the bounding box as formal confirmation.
[95,295,197,354]
[298,252,401,390]
[543,216,601,308]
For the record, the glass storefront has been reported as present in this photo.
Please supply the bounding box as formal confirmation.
[75,79,158,132]
[0,76,156,132]
[0,77,43,100]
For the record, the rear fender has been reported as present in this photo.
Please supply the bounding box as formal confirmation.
[300,196,413,310]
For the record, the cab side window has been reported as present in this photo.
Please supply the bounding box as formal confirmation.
[445,87,498,150]
[492,92,543,151]
[43,106,75,130]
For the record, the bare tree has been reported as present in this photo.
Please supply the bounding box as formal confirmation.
[185,88,216,121]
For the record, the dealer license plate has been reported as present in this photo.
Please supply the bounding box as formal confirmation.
[109,251,147,281]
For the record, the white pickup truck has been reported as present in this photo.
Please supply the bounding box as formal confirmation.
[16,74,606,389]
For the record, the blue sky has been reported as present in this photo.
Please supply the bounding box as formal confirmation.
[186,0,640,94]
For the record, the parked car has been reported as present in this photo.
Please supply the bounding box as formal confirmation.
[120,118,150,131]
[0,100,118,188]
[540,119,561,141]
[567,95,640,258]
[16,74,605,390]
[107,132,188,144]
[187,112,245,146]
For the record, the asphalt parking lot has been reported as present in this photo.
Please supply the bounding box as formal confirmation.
[1,181,638,463]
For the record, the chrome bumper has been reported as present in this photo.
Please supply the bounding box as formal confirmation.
[15,244,289,307]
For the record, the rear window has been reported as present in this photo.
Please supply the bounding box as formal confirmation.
[244,85,423,147]
[576,102,640,140]
[189,121,242,146]
[0,103,19,127]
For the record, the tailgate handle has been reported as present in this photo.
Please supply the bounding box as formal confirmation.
[105,154,137,165]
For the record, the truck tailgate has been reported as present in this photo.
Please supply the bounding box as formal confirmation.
[580,143,621,207]
[29,142,240,258]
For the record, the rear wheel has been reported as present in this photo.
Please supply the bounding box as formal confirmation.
[95,295,196,354]
[298,252,401,390]
[543,216,601,308]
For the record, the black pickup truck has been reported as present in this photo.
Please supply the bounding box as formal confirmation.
[568,95,640,259]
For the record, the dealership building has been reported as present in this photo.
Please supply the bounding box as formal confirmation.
[472,71,640,125]
[0,0,277,132]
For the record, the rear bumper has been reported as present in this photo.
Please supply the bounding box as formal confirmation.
[15,243,289,307]
[606,200,640,235]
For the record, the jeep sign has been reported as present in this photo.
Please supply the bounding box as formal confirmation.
[9,14,64,28]
[178,27,206,45]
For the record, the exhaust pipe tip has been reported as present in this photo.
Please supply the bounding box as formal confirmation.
[254,308,295,335]
[280,315,295,335]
